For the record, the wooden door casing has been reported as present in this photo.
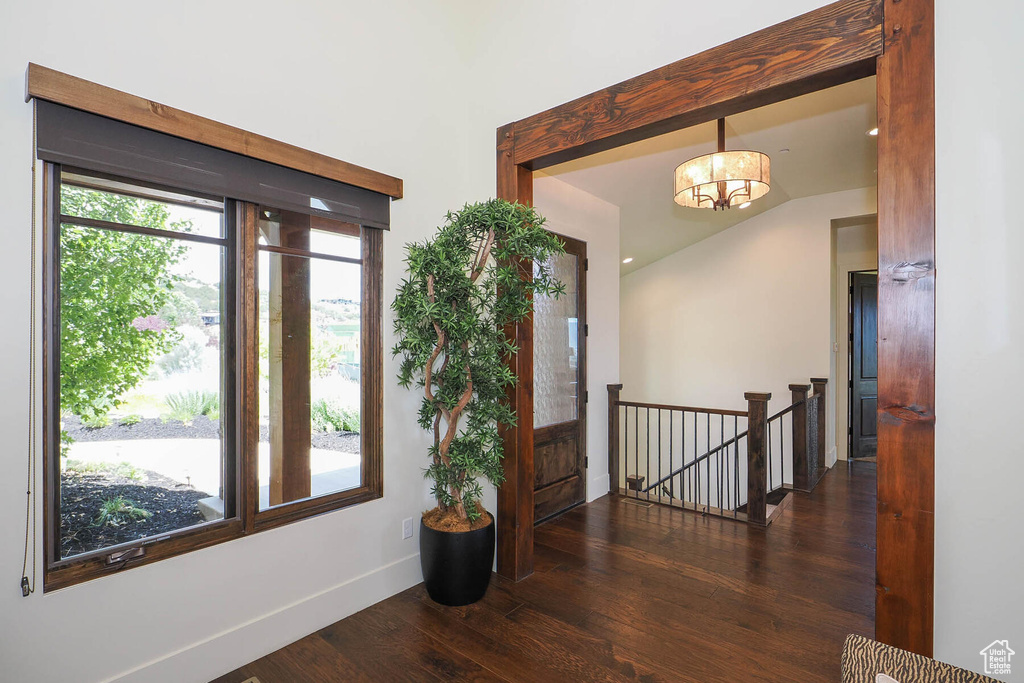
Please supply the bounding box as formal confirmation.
[533,234,586,523]
[850,271,878,459]
[497,0,935,655]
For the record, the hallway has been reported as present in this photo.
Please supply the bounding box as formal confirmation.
[216,462,876,682]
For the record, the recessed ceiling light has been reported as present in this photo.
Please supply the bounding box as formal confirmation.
[867,127,879,136]
[739,202,752,209]
[622,257,633,264]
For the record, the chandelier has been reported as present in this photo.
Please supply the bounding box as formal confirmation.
[673,118,770,210]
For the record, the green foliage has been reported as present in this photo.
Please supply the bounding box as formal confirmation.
[157,325,208,375]
[160,288,203,329]
[66,460,143,482]
[59,186,189,424]
[80,413,110,429]
[311,331,346,379]
[392,200,564,520]
[164,390,219,424]
[119,414,143,426]
[311,398,360,433]
[93,496,152,527]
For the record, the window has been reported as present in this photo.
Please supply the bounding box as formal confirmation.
[55,173,232,562]
[35,91,390,590]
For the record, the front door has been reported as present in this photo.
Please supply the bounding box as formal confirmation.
[532,234,587,523]
[850,271,878,459]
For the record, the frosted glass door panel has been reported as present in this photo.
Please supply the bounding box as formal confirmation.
[533,252,579,428]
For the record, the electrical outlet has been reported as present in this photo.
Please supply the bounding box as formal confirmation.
[402,517,414,539]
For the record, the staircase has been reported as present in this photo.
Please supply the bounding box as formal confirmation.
[607,378,828,526]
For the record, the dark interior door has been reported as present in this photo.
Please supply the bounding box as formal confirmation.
[850,271,878,459]
[532,234,587,523]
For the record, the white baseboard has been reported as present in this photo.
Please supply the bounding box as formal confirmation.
[109,553,422,683]
[588,473,610,502]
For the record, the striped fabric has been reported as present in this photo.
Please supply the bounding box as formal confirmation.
[841,634,999,683]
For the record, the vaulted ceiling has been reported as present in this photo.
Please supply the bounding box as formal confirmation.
[540,76,878,274]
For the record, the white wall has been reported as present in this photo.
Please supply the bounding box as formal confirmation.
[0,3,487,683]
[533,174,620,501]
[934,0,1024,675]
[0,0,1020,680]
[620,188,876,464]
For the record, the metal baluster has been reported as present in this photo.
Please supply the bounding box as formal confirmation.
[645,408,651,501]
[768,418,773,492]
[706,413,711,513]
[781,413,786,487]
[734,416,739,518]
[681,409,687,504]
[669,410,674,502]
[634,406,639,499]
[655,411,663,501]
[719,414,725,513]
[693,412,698,507]
[625,405,631,495]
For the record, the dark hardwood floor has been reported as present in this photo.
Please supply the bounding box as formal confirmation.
[214,461,876,682]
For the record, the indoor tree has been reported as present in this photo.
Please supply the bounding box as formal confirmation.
[392,200,564,521]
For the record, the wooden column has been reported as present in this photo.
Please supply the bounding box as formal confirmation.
[875,0,935,655]
[495,124,535,581]
[744,392,771,526]
[607,384,623,496]
[790,383,812,491]
[811,377,828,473]
[268,211,312,506]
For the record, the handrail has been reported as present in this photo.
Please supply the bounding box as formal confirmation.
[642,428,749,493]
[641,394,817,494]
[767,396,807,423]
[616,399,748,418]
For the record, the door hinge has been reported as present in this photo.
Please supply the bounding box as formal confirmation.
[584,390,589,404]
[584,456,589,469]
[584,323,589,336]
[848,426,853,435]
[583,258,589,271]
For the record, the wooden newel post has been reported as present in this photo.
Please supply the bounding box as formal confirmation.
[608,384,623,496]
[790,383,812,491]
[811,378,828,473]
[745,391,771,526]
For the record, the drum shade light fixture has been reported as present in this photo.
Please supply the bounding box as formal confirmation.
[674,119,770,210]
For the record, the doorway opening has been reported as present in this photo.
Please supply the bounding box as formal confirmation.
[495,0,935,655]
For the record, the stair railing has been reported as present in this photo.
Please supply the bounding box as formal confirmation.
[608,379,827,526]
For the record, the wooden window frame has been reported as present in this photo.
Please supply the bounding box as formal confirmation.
[245,209,384,534]
[33,70,393,590]
[495,0,936,657]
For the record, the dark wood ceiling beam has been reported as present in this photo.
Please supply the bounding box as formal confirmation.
[511,0,883,170]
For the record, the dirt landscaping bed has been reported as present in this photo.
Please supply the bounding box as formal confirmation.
[60,465,211,559]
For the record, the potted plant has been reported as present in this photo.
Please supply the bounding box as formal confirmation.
[392,199,564,606]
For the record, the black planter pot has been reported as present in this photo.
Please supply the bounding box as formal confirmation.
[419,515,495,606]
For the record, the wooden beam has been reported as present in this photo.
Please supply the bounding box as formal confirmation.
[811,377,829,475]
[510,0,883,169]
[790,384,812,491]
[496,124,535,581]
[25,63,403,199]
[496,2,935,651]
[268,211,313,506]
[875,0,935,657]
[745,392,771,526]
